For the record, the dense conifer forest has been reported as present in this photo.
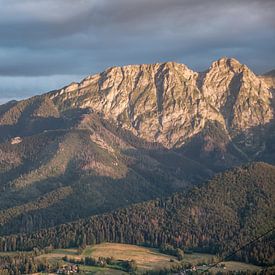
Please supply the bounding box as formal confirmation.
[0,162,274,269]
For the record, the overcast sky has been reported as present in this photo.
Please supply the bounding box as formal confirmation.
[0,0,275,103]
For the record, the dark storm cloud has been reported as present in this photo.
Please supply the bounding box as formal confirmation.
[0,0,275,102]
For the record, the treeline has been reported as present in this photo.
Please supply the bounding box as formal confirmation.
[0,247,60,275]
[0,163,274,266]
[159,244,184,260]
[0,255,63,275]
[63,255,137,273]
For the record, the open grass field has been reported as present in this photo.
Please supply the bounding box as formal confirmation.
[83,242,178,271]
[36,243,178,273]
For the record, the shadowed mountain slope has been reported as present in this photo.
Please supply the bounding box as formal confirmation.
[0,57,274,234]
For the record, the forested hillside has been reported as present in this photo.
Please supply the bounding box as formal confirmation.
[0,58,275,237]
[0,106,211,235]
[1,162,274,266]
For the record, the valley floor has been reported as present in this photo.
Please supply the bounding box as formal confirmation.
[4,242,263,274]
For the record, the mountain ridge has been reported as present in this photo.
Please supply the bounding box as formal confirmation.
[0,57,275,234]
[1,57,269,149]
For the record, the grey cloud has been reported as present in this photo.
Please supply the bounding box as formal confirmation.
[0,74,84,103]
[0,0,274,102]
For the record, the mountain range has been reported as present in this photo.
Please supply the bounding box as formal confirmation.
[0,57,274,235]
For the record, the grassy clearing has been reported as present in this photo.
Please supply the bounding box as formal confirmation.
[84,242,178,271]
[35,243,178,272]
[83,243,263,273]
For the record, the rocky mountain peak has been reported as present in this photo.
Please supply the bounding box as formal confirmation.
[209,57,243,72]
[201,57,273,133]
[49,61,215,148]
[2,58,273,149]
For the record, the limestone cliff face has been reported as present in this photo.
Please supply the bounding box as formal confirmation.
[47,58,273,148]
[202,58,273,134]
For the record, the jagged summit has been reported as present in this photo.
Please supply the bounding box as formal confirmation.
[43,57,273,148]
[206,57,256,78]
[0,58,273,148]
[209,57,242,70]
[202,57,272,132]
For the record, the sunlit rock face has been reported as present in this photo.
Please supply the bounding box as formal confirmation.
[202,58,273,135]
[48,57,273,148]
